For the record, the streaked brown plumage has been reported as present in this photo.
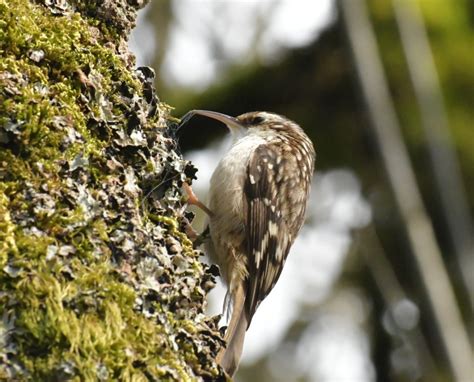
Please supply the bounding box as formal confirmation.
[182,110,315,376]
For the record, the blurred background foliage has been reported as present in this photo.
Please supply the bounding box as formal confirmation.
[130,0,473,381]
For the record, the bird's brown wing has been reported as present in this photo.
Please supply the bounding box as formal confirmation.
[243,144,294,325]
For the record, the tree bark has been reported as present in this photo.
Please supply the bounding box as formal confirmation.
[0,0,224,380]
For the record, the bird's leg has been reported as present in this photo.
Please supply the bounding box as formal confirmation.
[182,183,212,246]
[183,218,199,242]
[183,182,213,217]
[193,225,211,247]
[183,219,211,246]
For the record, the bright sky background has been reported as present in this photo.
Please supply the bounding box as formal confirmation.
[131,0,335,89]
[129,1,378,380]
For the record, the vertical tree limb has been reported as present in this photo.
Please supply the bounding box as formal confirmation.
[392,0,474,310]
[339,1,473,380]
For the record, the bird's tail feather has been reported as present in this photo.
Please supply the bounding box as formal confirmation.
[217,285,248,376]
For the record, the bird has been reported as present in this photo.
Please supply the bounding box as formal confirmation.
[181,110,315,376]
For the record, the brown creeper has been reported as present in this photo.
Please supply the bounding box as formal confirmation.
[182,110,315,376]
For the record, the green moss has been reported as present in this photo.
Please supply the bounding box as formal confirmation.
[149,214,195,254]
[0,0,224,380]
[0,190,18,264]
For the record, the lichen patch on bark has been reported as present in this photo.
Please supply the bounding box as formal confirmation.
[0,0,225,380]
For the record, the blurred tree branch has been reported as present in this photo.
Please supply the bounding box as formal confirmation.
[392,0,474,311]
[360,225,441,380]
[339,0,473,380]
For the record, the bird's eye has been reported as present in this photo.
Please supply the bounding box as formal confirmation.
[249,115,265,125]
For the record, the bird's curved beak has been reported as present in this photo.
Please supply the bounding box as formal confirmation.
[180,110,245,135]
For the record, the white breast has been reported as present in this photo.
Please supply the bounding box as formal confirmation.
[207,134,266,271]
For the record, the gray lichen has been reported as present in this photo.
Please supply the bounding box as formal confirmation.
[0,0,225,380]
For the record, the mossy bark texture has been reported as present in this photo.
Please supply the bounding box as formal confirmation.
[0,0,224,380]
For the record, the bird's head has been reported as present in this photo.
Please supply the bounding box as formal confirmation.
[180,110,304,138]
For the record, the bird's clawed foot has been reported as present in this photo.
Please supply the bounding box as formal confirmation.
[183,182,213,217]
[183,221,210,246]
[194,225,211,247]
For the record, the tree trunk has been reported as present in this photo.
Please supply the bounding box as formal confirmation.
[0,0,224,380]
